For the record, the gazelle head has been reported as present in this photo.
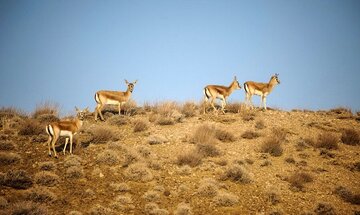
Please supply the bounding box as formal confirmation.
[271,74,280,84]
[125,79,138,93]
[75,107,89,120]
[232,76,242,90]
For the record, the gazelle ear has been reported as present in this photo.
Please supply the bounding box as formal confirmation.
[75,106,79,112]
[275,73,279,77]
[234,76,237,81]
[125,79,129,84]
[133,80,138,85]
[85,107,89,112]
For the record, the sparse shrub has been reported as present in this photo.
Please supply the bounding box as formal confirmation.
[350,162,360,172]
[34,171,59,187]
[177,165,192,175]
[0,107,24,119]
[0,152,21,165]
[242,112,255,121]
[220,164,251,183]
[341,129,360,146]
[26,187,57,203]
[2,169,33,189]
[64,155,82,167]
[196,143,220,157]
[115,195,133,204]
[267,191,281,205]
[137,145,152,158]
[153,101,180,117]
[181,102,198,117]
[124,163,153,182]
[68,211,83,215]
[288,172,313,191]
[110,183,130,193]
[334,186,360,205]
[18,118,44,136]
[241,130,260,139]
[0,196,8,209]
[245,158,254,165]
[255,120,265,129]
[156,116,175,125]
[215,128,236,142]
[272,127,287,142]
[108,115,128,126]
[285,157,296,164]
[329,107,352,115]
[226,102,245,113]
[316,132,339,150]
[142,190,160,202]
[147,135,168,145]
[88,204,112,215]
[174,202,192,215]
[122,149,141,167]
[90,125,117,144]
[296,138,313,151]
[122,99,138,116]
[133,119,149,132]
[144,203,169,215]
[0,140,16,151]
[8,201,48,215]
[192,124,217,144]
[96,149,120,165]
[213,191,239,206]
[260,160,272,167]
[176,151,202,167]
[36,114,59,124]
[66,166,84,179]
[39,161,55,171]
[314,202,336,215]
[32,102,59,119]
[260,137,283,157]
[197,178,219,197]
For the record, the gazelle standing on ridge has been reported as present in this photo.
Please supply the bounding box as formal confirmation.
[244,74,280,110]
[203,76,241,114]
[94,79,137,121]
[46,107,89,158]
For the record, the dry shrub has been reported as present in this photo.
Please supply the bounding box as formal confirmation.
[32,102,59,119]
[215,128,235,142]
[288,172,313,191]
[133,119,149,132]
[96,150,120,165]
[0,140,16,151]
[341,129,360,146]
[107,115,129,126]
[260,137,283,157]
[90,125,117,144]
[197,178,219,197]
[174,202,192,215]
[220,164,251,184]
[156,116,175,125]
[329,107,352,115]
[181,102,198,117]
[242,112,256,121]
[115,195,133,204]
[314,202,336,215]
[176,151,202,167]
[153,101,180,117]
[124,163,153,182]
[8,201,48,215]
[267,191,281,205]
[255,120,266,129]
[272,127,287,142]
[334,186,360,205]
[177,165,192,175]
[285,157,296,164]
[64,155,82,168]
[26,187,57,203]
[122,99,138,116]
[241,130,260,139]
[142,190,160,202]
[18,118,44,136]
[122,149,141,167]
[147,135,168,145]
[226,102,245,113]
[68,211,83,215]
[66,166,84,179]
[196,143,220,157]
[144,203,169,215]
[34,171,59,187]
[88,204,112,215]
[137,145,152,158]
[36,114,59,124]
[0,152,21,165]
[192,124,217,144]
[2,169,33,189]
[110,183,130,193]
[0,196,8,209]
[0,107,24,119]
[296,138,313,151]
[39,161,55,171]
[315,132,339,150]
[213,191,239,206]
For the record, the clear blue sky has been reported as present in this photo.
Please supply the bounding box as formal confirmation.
[1,0,360,114]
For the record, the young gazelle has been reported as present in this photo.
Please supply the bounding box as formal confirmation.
[46,107,89,158]
[203,76,241,114]
[94,79,137,121]
[244,74,280,110]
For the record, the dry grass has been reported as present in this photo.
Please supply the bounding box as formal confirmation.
[142,190,161,202]
[315,132,339,150]
[147,135,168,145]
[156,116,175,125]
[260,137,283,157]
[32,102,59,119]
[26,187,57,203]
[176,151,202,167]
[314,202,336,215]
[110,183,130,193]
[144,203,169,215]
[181,102,198,117]
[241,130,260,139]
[196,143,221,157]
[192,124,217,144]
[1,169,33,189]
[215,128,236,142]
[0,107,25,119]
[96,149,120,165]
[121,99,138,116]
[334,186,360,205]
[124,163,154,182]
[242,112,256,121]
[64,155,82,168]
[90,125,117,144]
[220,164,251,184]
[0,140,16,151]
[174,202,192,215]
[0,196,8,209]
[226,102,246,113]
[66,166,84,179]
[213,191,239,206]
[153,101,180,117]
[341,129,360,146]
[133,119,149,132]
[107,115,129,126]
[255,120,266,129]
[0,152,21,165]
[267,191,281,205]
[34,171,59,187]
[88,204,112,215]
[288,172,314,191]
[18,118,44,136]
[39,161,55,171]
[7,201,48,215]
[197,178,219,197]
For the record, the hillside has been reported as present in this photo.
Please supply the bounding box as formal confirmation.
[0,103,359,215]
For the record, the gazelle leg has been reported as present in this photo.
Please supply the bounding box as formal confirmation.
[118,103,121,115]
[47,136,52,157]
[63,137,69,155]
[203,96,208,114]
[263,96,267,110]
[69,134,73,154]
[210,98,217,113]
[52,135,59,158]
[98,104,105,121]
[221,99,227,114]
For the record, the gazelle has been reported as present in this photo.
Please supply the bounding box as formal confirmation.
[46,107,89,158]
[94,79,137,121]
[244,74,280,110]
[203,76,241,114]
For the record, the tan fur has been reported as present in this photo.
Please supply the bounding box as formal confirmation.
[244,74,280,110]
[203,76,241,114]
[94,80,137,121]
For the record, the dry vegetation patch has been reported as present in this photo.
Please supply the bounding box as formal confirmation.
[260,137,283,157]
[133,119,149,132]
[213,191,239,207]
[255,120,266,129]
[26,187,57,203]
[176,151,202,167]
[32,102,59,119]
[181,102,198,117]
[34,171,59,187]
[314,202,336,215]
[315,132,339,150]
[287,172,314,191]
[147,135,168,145]
[124,163,153,182]
[341,129,360,146]
[0,140,16,151]
[7,201,49,215]
[0,152,21,165]
[66,166,84,179]
[241,130,260,139]
[110,182,130,193]
[18,118,44,136]
[334,186,360,205]
[0,196,8,209]
[174,202,192,215]
[96,149,120,165]
[220,164,251,184]
[197,178,219,197]
[107,115,129,126]
[39,161,56,171]
[196,143,221,157]
[1,169,33,189]
[90,125,117,143]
